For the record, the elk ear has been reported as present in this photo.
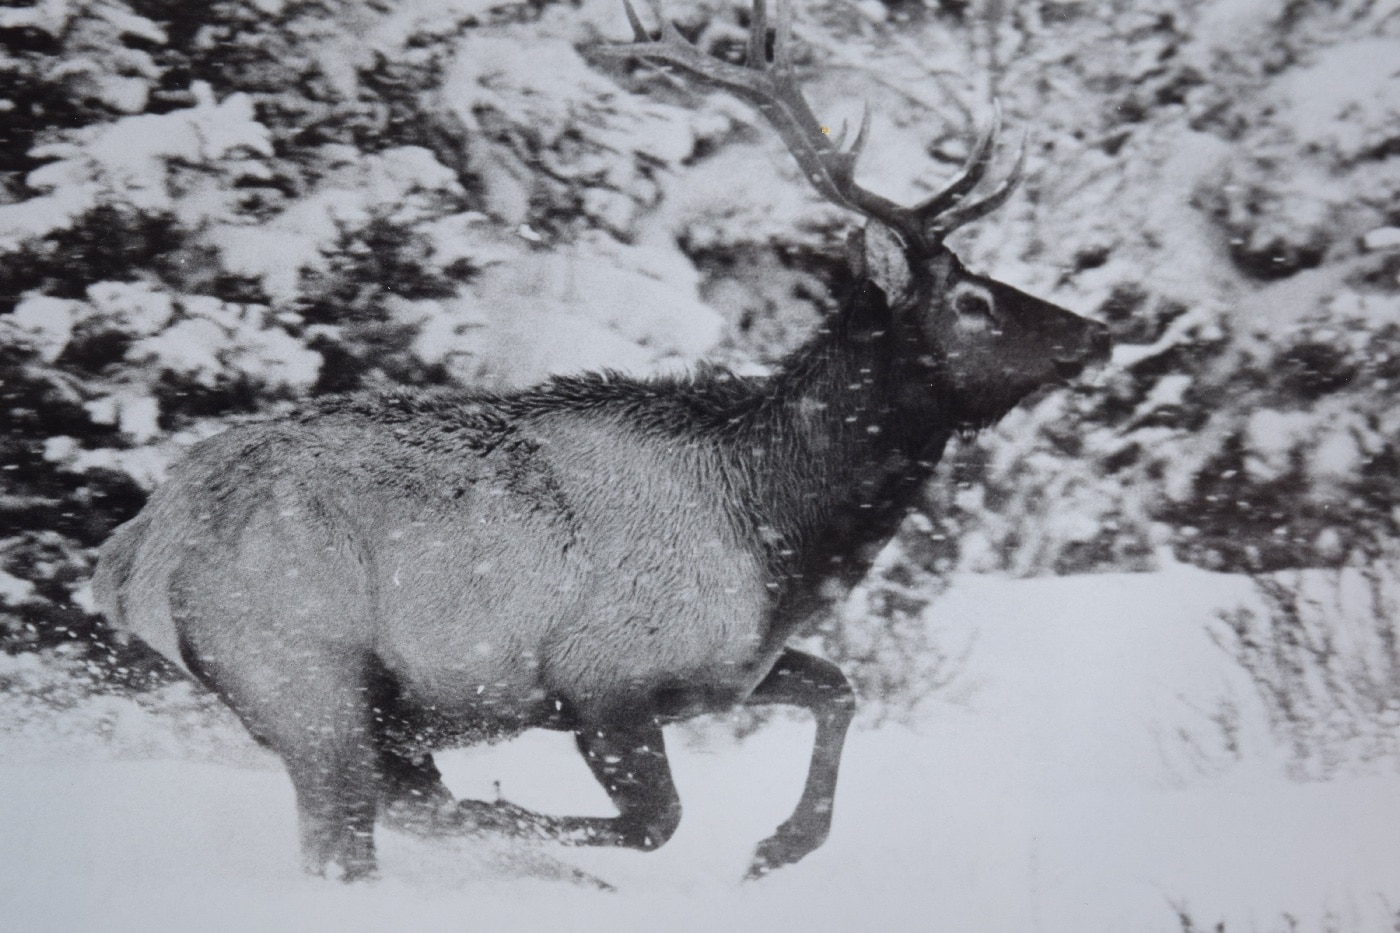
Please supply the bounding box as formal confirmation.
[847,223,913,306]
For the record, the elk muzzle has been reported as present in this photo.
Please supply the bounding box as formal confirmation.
[1051,318,1112,382]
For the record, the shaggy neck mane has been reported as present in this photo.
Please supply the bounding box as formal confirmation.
[711,282,955,590]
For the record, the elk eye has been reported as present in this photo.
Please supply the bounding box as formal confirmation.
[954,289,996,321]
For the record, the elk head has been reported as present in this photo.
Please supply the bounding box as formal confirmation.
[599,0,1110,431]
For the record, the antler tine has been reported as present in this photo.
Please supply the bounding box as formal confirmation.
[748,0,767,70]
[847,103,872,164]
[622,0,651,41]
[599,0,920,243]
[830,117,849,152]
[927,130,1027,237]
[828,104,864,153]
[911,100,1002,222]
[771,0,795,74]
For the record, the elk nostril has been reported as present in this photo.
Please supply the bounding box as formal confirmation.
[1089,325,1112,360]
[1051,323,1110,380]
[1058,325,1111,368]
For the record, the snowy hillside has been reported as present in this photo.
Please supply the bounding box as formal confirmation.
[4,566,1397,933]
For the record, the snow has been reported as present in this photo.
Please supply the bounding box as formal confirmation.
[86,281,175,337]
[1244,409,1313,482]
[5,295,81,362]
[1281,37,1400,160]
[463,233,725,385]
[2,566,1397,932]
[1364,227,1400,251]
[0,572,35,605]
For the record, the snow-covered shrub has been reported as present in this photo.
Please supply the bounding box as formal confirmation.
[945,268,1400,575]
[1216,555,1400,779]
[1156,283,1400,571]
[915,0,1400,577]
[1,84,273,248]
[0,0,169,184]
[809,514,961,723]
[1201,36,1400,278]
[0,647,257,762]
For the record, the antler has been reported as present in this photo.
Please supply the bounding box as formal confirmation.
[912,101,1027,237]
[597,0,1025,250]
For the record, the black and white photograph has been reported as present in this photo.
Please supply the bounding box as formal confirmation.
[1,0,1398,929]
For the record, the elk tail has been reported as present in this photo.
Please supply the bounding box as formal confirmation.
[91,509,193,677]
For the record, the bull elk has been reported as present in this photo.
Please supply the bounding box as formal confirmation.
[93,0,1109,883]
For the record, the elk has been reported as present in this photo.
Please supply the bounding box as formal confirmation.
[92,0,1109,883]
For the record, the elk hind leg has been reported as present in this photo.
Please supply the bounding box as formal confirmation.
[743,648,856,879]
[449,717,681,852]
[187,644,382,881]
[376,750,466,836]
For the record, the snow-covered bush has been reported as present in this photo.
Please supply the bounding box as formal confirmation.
[914,0,1400,577]
[1216,554,1400,779]
[0,647,257,762]
[810,514,962,723]
[1203,36,1400,278]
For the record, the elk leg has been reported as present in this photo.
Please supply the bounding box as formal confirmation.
[287,718,380,881]
[561,718,682,849]
[193,650,382,881]
[743,648,856,879]
[376,750,463,836]
[442,718,681,852]
[372,747,617,890]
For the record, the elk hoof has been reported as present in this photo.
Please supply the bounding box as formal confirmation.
[744,818,827,881]
[744,856,774,882]
[743,836,799,881]
[336,860,379,884]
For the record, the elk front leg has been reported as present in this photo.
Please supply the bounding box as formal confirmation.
[743,648,856,879]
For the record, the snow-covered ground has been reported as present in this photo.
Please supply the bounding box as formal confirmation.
[3,564,1398,933]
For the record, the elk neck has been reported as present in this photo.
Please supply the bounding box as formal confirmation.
[719,276,954,604]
